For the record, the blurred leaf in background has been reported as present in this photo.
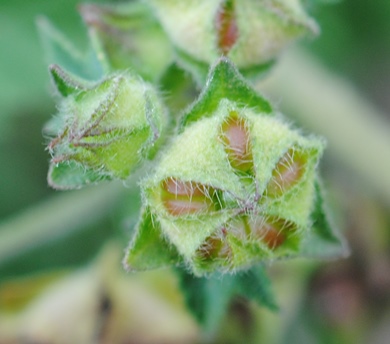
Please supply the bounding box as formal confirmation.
[0,0,128,290]
[306,0,390,116]
[0,0,90,218]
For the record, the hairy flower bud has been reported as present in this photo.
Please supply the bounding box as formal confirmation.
[46,65,167,189]
[145,0,318,81]
[142,100,323,275]
[124,59,331,276]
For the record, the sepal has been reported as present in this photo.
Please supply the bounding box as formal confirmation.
[180,57,272,130]
[49,64,89,97]
[124,207,181,271]
[300,179,349,258]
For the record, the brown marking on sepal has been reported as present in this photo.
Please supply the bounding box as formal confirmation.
[266,148,306,197]
[221,112,253,173]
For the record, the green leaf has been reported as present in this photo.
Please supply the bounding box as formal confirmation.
[48,161,110,190]
[300,179,349,258]
[177,265,277,334]
[235,266,278,311]
[180,57,272,130]
[241,60,276,80]
[176,47,275,88]
[78,2,173,81]
[174,48,210,87]
[37,16,104,81]
[304,0,341,6]
[158,63,199,116]
[177,270,238,334]
[124,207,181,271]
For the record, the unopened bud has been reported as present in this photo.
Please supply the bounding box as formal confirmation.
[140,99,323,275]
[125,59,326,276]
[46,65,167,189]
[146,0,318,80]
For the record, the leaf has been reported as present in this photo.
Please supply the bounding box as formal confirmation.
[158,63,199,115]
[177,270,238,334]
[240,60,276,80]
[124,207,181,271]
[48,161,110,190]
[300,179,349,258]
[174,48,210,87]
[235,266,278,311]
[79,2,173,81]
[180,57,272,130]
[37,16,104,81]
[176,47,275,88]
[304,0,341,6]
[177,265,277,335]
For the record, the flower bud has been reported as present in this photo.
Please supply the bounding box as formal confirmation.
[79,2,173,81]
[124,58,336,276]
[46,65,167,189]
[145,0,318,80]
[141,99,323,275]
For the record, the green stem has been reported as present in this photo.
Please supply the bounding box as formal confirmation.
[0,182,123,264]
[259,49,390,206]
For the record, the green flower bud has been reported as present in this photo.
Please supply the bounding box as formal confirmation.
[79,2,173,81]
[145,0,317,81]
[124,58,344,276]
[46,65,167,189]
[143,100,323,275]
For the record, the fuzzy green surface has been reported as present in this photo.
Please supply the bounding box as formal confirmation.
[229,0,318,67]
[124,54,327,276]
[48,161,109,190]
[158,212,234,260]
[148,114,244,197]
[140,98,325,274]
[47,70,167,188]
[70,127,151,179]
[147,0,221,64]
[147,0,317,71]
[124,207,180,271]
[180,58,272,129]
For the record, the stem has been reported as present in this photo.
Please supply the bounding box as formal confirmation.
[258,49,390,206]
[0,182,123,264]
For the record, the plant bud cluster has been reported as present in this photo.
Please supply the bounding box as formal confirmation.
[138,99,323,275]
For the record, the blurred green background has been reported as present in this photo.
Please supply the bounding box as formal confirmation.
[0,0,389,343]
